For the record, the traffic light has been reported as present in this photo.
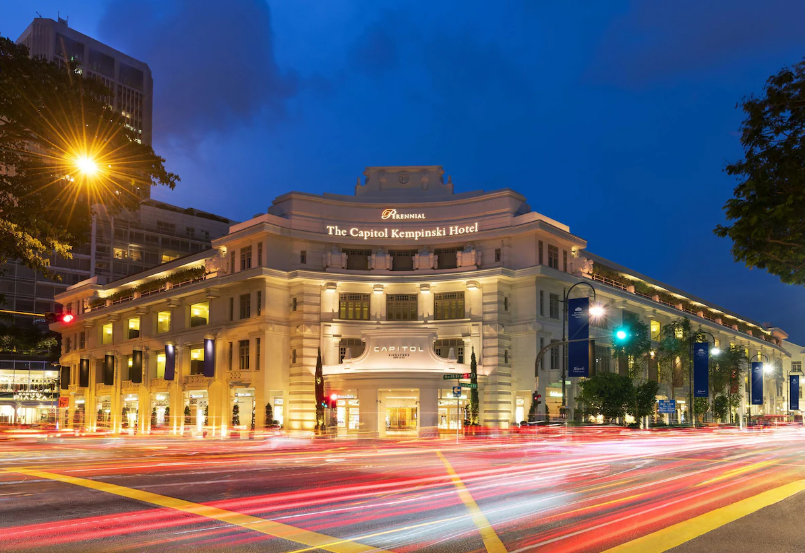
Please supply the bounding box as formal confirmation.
[329,393,338,409]
[532,392,542,405]
[614,326,630,344]
[45,312,74,324]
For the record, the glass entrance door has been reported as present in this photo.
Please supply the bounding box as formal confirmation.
[386,407,417,431]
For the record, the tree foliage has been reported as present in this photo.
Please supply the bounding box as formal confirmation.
[0,36,178,278]
[630,380,660,419]
[469,349,479,425]
[715,57,805,284]
[655,317,692,390]
[611,318,652,379]
[577,372,635,422]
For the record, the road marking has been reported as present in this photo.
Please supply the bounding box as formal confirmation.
[4,468,389,553]
[602,479,805,553]
[436,451,507,553]
[696,460,778,487]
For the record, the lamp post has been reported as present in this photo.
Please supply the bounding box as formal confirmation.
[748,353,769,426]
[561,281,599,417]
[689,329,719,428]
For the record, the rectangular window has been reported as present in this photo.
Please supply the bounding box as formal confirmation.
[339,293,370,320]
[102,322,113,345]
[549,293,560,319]
[239,294,251,319]
[793,361,802,373]
[156,353,166,379]
[292,349,297,364]
[595,345,611,374]
[292,297,298,312]
[650,320,661,341]
[344,249,371,270]
[65,336,71,353]
[434,292,465,320]
[495,248,501,263]
[257,242,263,266]
[241,246,252,270]
[539,290,544,317]
[390,250,416,271]
[229,342,233,370]
[229,297,234,321]
[127,317,140,339]
[190,301,209,327]
[550,340,560,370]
[157,311,170,334]
[538,241,543,265]
[548,245,559,269]
[563,250,568,272]
[79,331,85,349]
[339,338,365,362]
[256,291,262,316]
[434,339,464,364]
[300,250,306,264]
[504,296,509,311]
[539,337,545,369]
[435,248,458,270]
[230,250,235,273]
[190,347,204,375]
[239,340,250,370]
[387,294,418,321]
[256,338,261,370]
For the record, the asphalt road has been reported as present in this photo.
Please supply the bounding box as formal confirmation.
[1,426,804,552]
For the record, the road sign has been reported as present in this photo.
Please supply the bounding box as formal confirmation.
[452,386,462,398]
[658,399,676,414]
[460,382,477,389]
[443,373,477,380]
[58,397,69,408]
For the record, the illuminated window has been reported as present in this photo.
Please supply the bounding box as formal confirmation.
[190,302,209,327]
[650,320,661,341]
[339,293,370,320]
[434,292,464,320]
[190,347,204,374]
[157,311,170,333]
[127,317,140,339]
[102,323,113,345]
[161,253,178,264]
[156,353,166,378]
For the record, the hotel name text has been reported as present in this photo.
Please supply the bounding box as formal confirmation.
[327,222,479,241]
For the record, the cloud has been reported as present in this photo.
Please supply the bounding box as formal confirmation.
[98,0,298,146]
[588,0,805,87]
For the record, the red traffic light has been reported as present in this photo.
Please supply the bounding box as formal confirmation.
[61,313,75,323]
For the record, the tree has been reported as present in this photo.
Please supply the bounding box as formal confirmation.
[715,57,805,285]
[204,405,208,426]
[0,37,178,280]
[232,404,240,426]
[713,345,747,423]
[713,395,730,422]
[577,372,634,422]
[314,349,325,431]
[656,317,692,399]
[184,405,191,425]
[612,318,652,380]
[694,397,710,422]
[265,402,273,428]
[469,349,479,425]
[164,406,170,426]
[151,407,157,428]
[630,380,660,420]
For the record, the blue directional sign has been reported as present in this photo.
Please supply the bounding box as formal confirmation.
[658,399,676,414]
[452,386,462,398]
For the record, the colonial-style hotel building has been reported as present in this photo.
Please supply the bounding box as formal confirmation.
[51,166,800,437]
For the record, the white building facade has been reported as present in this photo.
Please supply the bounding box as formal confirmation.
[51,166,799,437]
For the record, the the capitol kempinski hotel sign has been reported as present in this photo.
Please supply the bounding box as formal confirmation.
[49,166,788,438]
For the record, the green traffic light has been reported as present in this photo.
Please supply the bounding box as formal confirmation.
[615,328,628,341]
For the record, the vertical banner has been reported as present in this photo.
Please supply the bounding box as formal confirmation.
[164,345,176,381]
[203,338,215,377]
[567,297,590,377]
[791,374,800,411]
[131,350,143,384]
[104,355,115,385]
[79,358,90,388]
[693,342,709,397]
[751,362,763,405]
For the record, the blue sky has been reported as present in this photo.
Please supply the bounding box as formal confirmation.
[5,1,805,342]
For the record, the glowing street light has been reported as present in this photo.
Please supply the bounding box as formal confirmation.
[711,347,721,356]
[589,304,605,319]
[74,155,99,176]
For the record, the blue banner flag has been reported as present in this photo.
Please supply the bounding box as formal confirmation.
[164,344,176,381]
[568,297,590,378]
[693,342,709,398]
[203,338,216,377]
[751,362,763,405]
[791,374,800,411]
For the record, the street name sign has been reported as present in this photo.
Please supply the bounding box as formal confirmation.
[443,373,476,380]
[460,382,477,389]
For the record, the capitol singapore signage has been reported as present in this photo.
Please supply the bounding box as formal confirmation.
[327,221,478,241]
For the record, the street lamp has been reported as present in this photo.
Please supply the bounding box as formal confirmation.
[561,281,599,415]
[74,155,99,176]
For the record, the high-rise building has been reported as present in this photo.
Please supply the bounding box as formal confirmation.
[17,17,153,146]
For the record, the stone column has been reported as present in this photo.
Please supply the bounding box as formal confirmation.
[419,387,438,438]
[358,387,379,438]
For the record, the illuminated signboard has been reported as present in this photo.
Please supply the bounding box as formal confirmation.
[381,209,426,220]
[327,222,478,241]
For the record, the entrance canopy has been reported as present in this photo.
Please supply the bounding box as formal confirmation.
[323,329,478,375]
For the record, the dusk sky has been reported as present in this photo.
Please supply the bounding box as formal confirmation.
[5,0,805,342]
